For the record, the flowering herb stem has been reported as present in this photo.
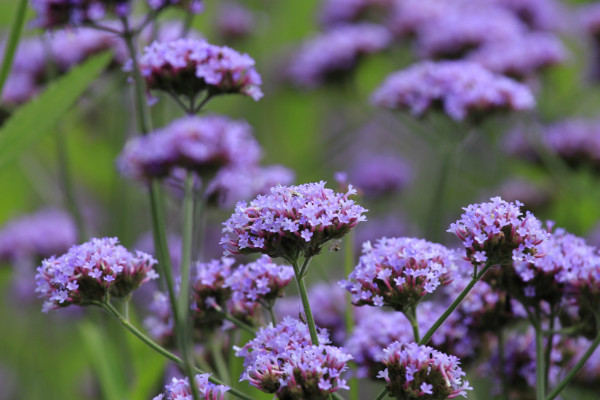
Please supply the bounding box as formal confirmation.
[218,311,256,334]
[98,302,256,400]
[344,232,359,400]
[292,257,319,345]
[545,331,600,400]
[534,309,545,400]
[209,334,231,384]
[374,388,389,400]
[405,306,420,343]
[0,0,28,98]
[498,329,510,400]
[426,147,451,242]
[544,306,557,389]
[419,261,492,346]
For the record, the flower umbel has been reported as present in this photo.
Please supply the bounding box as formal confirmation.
[221,181,367,259]
[35,237,158,312]
[152,373,229,400]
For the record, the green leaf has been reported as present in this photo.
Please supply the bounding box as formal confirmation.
[0,50,112,171]
[0,0,29,96]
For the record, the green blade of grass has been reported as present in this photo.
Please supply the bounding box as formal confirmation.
[0,0,29,97]
[0,50,112,170]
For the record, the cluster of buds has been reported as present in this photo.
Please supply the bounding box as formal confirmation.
[153,373,229,400]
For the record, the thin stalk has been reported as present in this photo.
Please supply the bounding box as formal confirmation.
[209,334,231,385]
[534,309,545,400]
[426,146,451,243]
[182,11,195,37]
[545,332,600,400]
[544,307,556,389]
[405,307,420,343]
[344,233,359,400]
[292,257,319,345]
[498,329,510,400]
[219,311,256,335]
[374,388,388,400]
[99,302,256,400]
[419,261,492,345]
[55,131,87,241]
[177,171,195,331]
[0,0,28,97]
[266,305,277,326]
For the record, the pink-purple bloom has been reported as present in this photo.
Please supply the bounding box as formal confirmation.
[347,153,412,198]
[287,23,391,88]
[371,60,535,121]
[31,0,131,29]
[126,38,262,103]
[341,237,459,311]
[146,0,204,13]
[35,237,158,312]
[221,181,367,259]
[152,373,229,400]
[378,342,472,399]
[448,196,549,266]
[318,0,393,27]
[117,115,262,181]
[214,2,255,41]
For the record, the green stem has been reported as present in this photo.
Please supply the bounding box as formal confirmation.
[266,305,277,326]
[374,388,388,400]
[178,171,195,330]
[344,233,359,400]
[544,307,556,389]
[545,332,600,400]
[426,148,451,242]
[55,131,87,241]
[99,302,256,400]
[405,307,420,343]
[209,334,231,385]
[498,329,510,400]
[419,261,492,345]
[534,309,545,400]
[292,257,319,345]
[0,0,28,98]
[219,311,256,335]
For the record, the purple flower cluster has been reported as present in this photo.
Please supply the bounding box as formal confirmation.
[152,373,229,400]
[0,208,77,263]
[127,38,262,102]
[190,257,236,329]
[543,119,600,168]
[491,0,565,32]
[467,32,567,79]
[221,181,367,259]
[146,0,204,13]
[347,153,412,198]
[206,165,295,209]
[225,255,294,310]
[341,237,459,311]
[378,342,472,399]
[371,60,535,121]
[118,115,262,182]
[287,23,391,89]
[448,196,549,267]
[144,291,174,344]
[35,237,158,313]
[495,178,552,211]
[318,0,393,27]
[236,317,351,398]
[2,29,117,105]
[214,2,255,41]
[385,0,462,38]
[31,0,131,29]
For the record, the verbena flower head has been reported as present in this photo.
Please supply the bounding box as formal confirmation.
[147,0,204,14]
[32,0,131,29]
[467,33,567,79]
[495,178,552,211]
[126,38,262,103]
[318,0,393,28]
[348,153,412,198]
[0,208,77,263]
[190,257,235,329]
[206,165,295,209]
[341,237,459,312]
[543,119,600,169]
[385,0,464,38]
[153,373,229,400]
[287,23,391,89]
[378,342,472,399]
[214,2,255,41]
[415,6,525,59]
[221,181,367,259]
[225,255,294,308]
[117,115,262,182]
[491,0,565,32]
[448,196,549,267]
[371,60,535,121]
[144,291,174,345]
[236,317,350,398]
[35,237,158,313]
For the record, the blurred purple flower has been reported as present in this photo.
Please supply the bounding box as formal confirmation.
[31,0,131,29]
[287,23,391,89]
[347,153,412,198]
[214,2,255,41]
[35,237,158,312]
[117,115,262,182]
[495,178,553,211]
[146,0,204,14]
[372,60,535,121]
[318,0,393,28]
[491,0,566,32]
[152,373,229,400]
[221,181,367,259]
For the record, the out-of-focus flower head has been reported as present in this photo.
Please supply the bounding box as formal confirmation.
[287,23,391,89]
[467,32,567,79]
[495,178,553,212]
[377,342,472,399]
[152,373,229,400]
[490,0,565,32]
[190,257,235,330]
[35,237,158,313]
[341,237,459,312]
[117,115,262,182]
[372,60,535,121]
[125,38,262,104]
[146,0,204,14]
[318,0,393,28]
[448,196,549,267]
[385,0,465,38]
[214,2,255,42]
[144,291,174,345]
[221,181,367,260]
[347,153,412,198]
[0,208,77,264]
[31,0,131,29]
[206,165,295,209]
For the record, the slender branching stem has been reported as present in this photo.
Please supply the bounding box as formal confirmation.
[292,257,319,345]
